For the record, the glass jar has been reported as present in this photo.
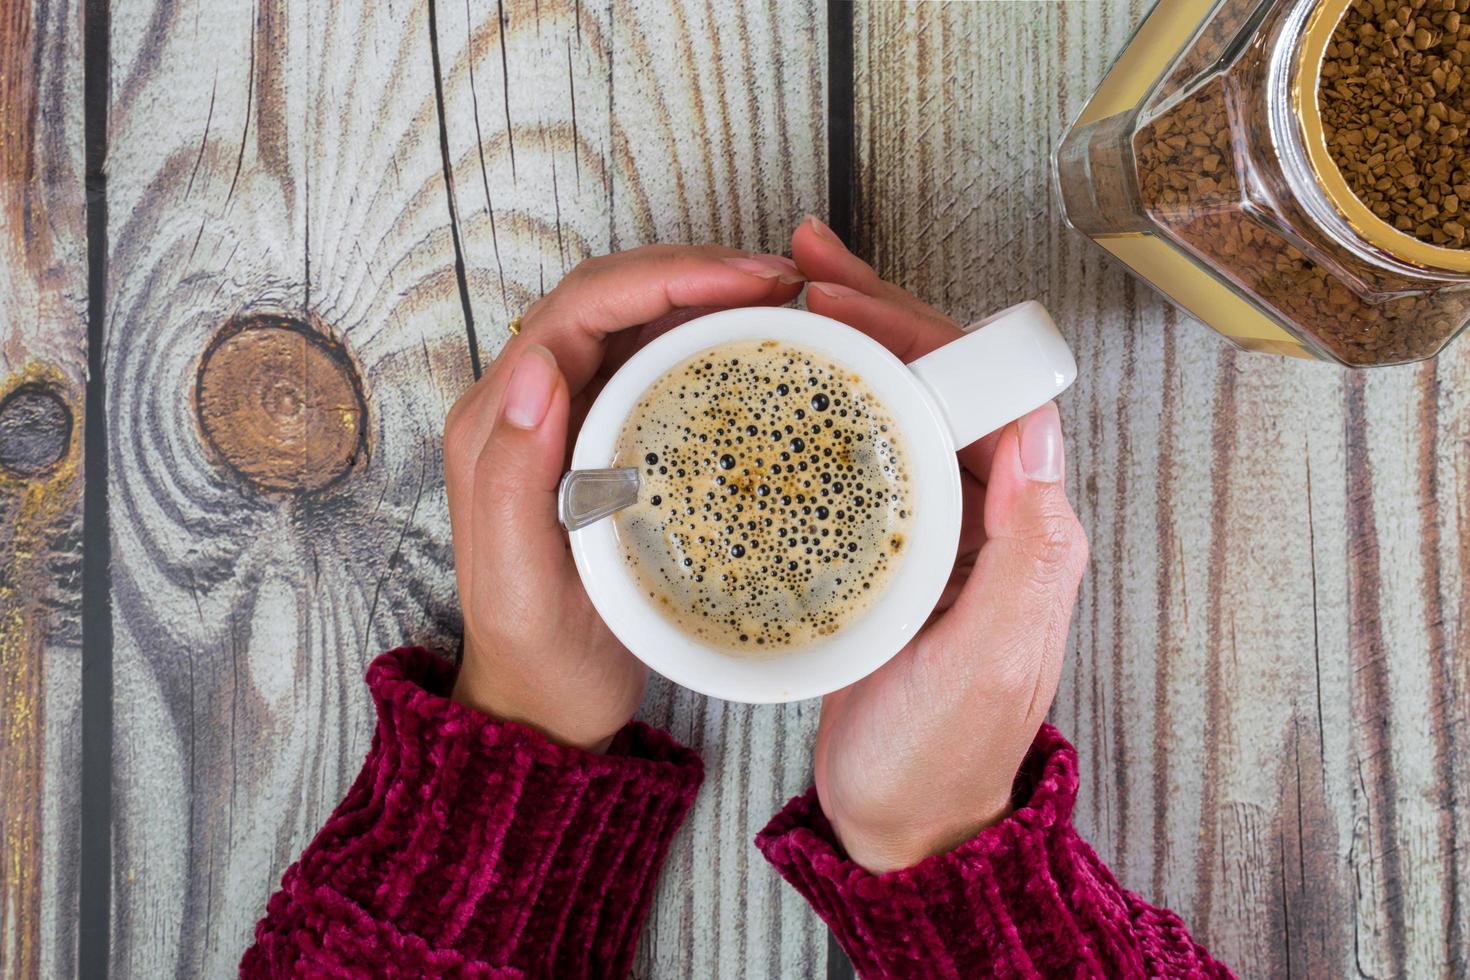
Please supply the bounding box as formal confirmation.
[1056,0,1470,366]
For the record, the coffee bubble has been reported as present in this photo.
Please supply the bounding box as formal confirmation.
[612,340,913,653]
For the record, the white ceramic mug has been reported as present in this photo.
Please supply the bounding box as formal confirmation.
[569,302,1076,703]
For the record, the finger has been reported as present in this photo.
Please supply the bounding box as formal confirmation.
[792,214,973,361]
[471,344,576,603]
[926,402,1087,722]
[791,216,941,317]
[791,219,1001,480]
[597,306,725,382]
[566,302,710,461]
[806,283,962,363]
[803,285,1002,481]
[594,290,812,383]
[476,301,765,496]
[804,281,957,366]
[444,330,568,516]
[517,245,806,395]
[444,347,528,576]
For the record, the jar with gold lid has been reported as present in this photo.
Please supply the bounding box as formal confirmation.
[1056,0,1470,366]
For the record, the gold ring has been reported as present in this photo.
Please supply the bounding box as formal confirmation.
[507,316,523,336]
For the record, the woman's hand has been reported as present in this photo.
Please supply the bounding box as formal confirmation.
[443,245,805,751]
[791,218,1089,873]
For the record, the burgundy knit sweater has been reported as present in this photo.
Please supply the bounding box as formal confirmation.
[242,648,1231,978]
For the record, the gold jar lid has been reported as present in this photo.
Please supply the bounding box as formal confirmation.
[1295,0,1470,274]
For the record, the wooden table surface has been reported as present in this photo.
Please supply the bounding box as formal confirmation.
[3,1,1468,977]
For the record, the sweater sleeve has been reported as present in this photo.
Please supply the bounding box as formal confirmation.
[755,724,1232,979]
[240,647,703,979]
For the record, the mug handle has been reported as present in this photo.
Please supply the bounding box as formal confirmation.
[908,300,1077,449]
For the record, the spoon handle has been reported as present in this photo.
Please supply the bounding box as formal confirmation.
[557,467,641,531]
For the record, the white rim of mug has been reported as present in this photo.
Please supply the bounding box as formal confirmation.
[568,308,964,704]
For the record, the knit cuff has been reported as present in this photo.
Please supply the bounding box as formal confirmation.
[243,647,703,979]
[756,725,1155,978]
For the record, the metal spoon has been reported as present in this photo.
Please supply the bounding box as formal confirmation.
[557,467,641,531]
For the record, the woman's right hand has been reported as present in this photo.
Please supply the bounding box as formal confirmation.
[791,217,1090,874]
[443,246,805,752]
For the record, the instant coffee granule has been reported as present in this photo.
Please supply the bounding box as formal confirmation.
[1320,0,1470,249]
[1134,78,1470,363]
[1061,0,1470,363]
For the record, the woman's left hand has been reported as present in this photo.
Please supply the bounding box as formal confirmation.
[790,218,1089,873]
[444,246,805,751]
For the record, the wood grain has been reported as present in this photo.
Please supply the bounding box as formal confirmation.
[431,2,831,974]
[854,1,1470,976]
[95,0,1466,974]
[105,0,475,973]
[104,0,833,975]
[194,314,368,493]
[0,1,86,977]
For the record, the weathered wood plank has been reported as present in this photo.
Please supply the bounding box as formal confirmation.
[432,2,831,975]
[854,1,1470,976]
[106,0,475,974]
[609,6,829,976]
[0,1,86,976]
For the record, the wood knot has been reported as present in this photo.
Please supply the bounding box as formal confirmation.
[0,381,73,478]
[196,315,367,493]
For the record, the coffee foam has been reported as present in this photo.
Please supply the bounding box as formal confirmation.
[612,339,913,652]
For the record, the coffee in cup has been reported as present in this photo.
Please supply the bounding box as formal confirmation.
[612,340,913,652]
[569,304,1074,703]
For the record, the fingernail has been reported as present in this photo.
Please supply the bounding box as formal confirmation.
[503,344,559,429]
[723,254,805,284]
[1018,402,1064,483]
[804,214,841,244]
[810,280,862,299]
[754,252,800,274]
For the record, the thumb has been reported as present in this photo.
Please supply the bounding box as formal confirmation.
[930,402,1087,716]
[471,344,573,588]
